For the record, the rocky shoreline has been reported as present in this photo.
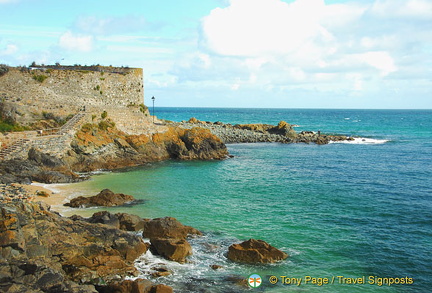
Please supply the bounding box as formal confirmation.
[0,188,288,292]
[171,118,354,144]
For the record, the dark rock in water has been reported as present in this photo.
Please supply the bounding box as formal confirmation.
[210,264,223,270]
[224,275,249,288]
[64,189,137,207]
[150,238,192,263]
[227,238,288,264]
[142,217,202,240]
[150,284,174,293]
[151,266,172,277]
[143,217,201,263]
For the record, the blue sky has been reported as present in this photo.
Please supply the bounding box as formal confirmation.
[0,0,431,109]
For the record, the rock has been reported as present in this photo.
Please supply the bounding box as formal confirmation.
[116,212,147,231]
[0,201,149,291]
[142,217,202,240]
[87,211,120,228]
[227,239,288,264]
[64,189,137,207]
[97,278,154,293]
[187,117,200,124]
[149,284,174,293]
[151,266,172,277]
[150,238,192,263]
[210,264,223,270]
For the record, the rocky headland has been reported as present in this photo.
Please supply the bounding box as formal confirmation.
[171,118,354,145]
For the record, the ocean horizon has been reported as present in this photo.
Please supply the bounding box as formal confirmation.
[55,107,431,292]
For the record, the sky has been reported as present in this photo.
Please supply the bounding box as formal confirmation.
[0,0,431,109]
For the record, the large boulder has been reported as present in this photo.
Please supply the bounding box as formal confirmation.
[227,239,288,264]
[64,189,137,207]
[150,238,192,263]
[116,212,147,231]
[143,217,201,263]
[142,217,202,240]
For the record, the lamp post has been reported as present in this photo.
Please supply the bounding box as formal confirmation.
[151,96,155,124]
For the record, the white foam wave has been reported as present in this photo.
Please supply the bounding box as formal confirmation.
[330,137,389,144]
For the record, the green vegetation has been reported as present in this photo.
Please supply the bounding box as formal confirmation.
[139,103,148,114]
[80,123,94,133]
[0,119,27,132]
[98,120,115,131]
[0,64,9,77]
[101,111,108,119]
[92,114,97,121]
[32,74,48,83]
[94,85,100,91]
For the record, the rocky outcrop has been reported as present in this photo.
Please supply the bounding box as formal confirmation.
[0,200,151,292]
[71,211,147,232]
[143,217,202,263]
[227,239,288,264]
[142,217,202,240]
[64,189,138,208]
[96,279,173,293]
[174,118,354,144]
[150,238,192,263]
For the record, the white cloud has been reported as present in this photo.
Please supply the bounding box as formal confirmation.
[371,0,432,19]
[359,51,397,76]
[59,31,93,52]
[75,15,147,35]
[201,0,334,57]
[0,43,18,55]
[190,0,431,96]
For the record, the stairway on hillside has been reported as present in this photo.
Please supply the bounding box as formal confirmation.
[59,112,87,134]
[0,138,30,160]
[0,112,88,160]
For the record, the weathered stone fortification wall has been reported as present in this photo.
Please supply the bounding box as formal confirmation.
[0,67,144,123]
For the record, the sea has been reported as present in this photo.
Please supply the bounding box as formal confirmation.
[53,108,432,292]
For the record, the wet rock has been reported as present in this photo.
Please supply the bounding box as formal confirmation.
[142,217,202,240]
[227,239,288,264]
[64,189,137,208]
[151,266,172,277]
[210,264,223,270]
[149,284,174,293]
[150,238,192,263]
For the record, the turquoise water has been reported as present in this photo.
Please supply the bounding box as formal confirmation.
[61,108,431,292]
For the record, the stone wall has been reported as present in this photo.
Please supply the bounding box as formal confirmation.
[0,67,144,124]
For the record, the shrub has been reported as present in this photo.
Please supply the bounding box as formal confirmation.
[98,120,115,131]
[81,123,94,133]
[101,111,108,119]
[33,74,48,83]
[91,114,96,121]
[0,64,9,77]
